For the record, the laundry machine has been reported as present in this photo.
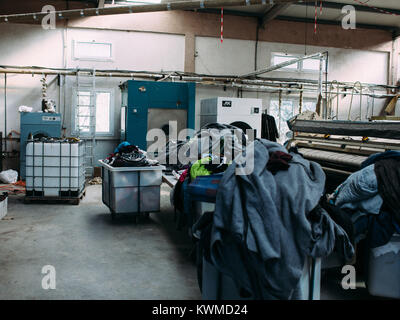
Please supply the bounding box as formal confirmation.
[200,97,262,138]
[120,80,196,151]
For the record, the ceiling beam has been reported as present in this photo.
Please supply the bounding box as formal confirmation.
[296,1,400,16]
[260,3,291,28]
[194,8,264,18]
[276,15,398,32]
[0,0,316,24]
[392,29,400,40]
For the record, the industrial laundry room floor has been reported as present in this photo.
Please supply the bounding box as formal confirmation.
[0,184,200,300]
[0,184,384,300]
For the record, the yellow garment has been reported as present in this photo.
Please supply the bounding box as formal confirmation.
[190,157,212,180]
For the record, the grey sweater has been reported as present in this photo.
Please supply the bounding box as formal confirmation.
[210,139,354,299]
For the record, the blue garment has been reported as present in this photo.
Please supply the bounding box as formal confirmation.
[353,210,400,248]
[334,164,383,217]
[361,150,400,169]
[114,141,131,153]
[211,139,354,299]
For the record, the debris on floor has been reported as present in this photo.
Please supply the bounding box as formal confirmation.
[88,177,102,185]
[0,181,26,195]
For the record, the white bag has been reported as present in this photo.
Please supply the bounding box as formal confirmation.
[0,169,18,184]
[18,105,33,113]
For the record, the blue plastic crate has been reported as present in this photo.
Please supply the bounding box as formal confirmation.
[188,173,223,203]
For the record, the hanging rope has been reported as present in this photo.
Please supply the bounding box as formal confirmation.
[347,81,363,121]
[314,1,318,34]
[278,89,282,133]
[220,7,224,43]
[327,80,338,119]
[299,85,303,114]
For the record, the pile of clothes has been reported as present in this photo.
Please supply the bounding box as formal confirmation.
[174,133,400,300]
[328,151,400,249]
[171,123,249,228]
[159,123,248,172]
[192,139,354,300]
[156,140,187,172]
[104,141,159,167]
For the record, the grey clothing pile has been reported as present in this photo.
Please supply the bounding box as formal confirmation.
[210,139,354,300]
[331,164,383,222]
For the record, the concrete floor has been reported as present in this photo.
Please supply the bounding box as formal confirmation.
[0,184,201,300]
[0,183,385,300]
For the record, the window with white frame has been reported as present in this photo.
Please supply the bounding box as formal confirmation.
[73,40,113,61]
[74,89,114,136]
[271,53,323,73]
[269,98,317,143]
[269,99,294,143]
[271,53,299,71]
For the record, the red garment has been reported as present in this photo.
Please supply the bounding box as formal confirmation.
[267,151,293,174]
[178,169,189,183]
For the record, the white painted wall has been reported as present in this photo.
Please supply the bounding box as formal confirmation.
[195,36,390,123]
[0,24,393,171]
[65,28,185,71]
[0,23,186,168]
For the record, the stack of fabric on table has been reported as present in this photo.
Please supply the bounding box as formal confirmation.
[104,141,159,167]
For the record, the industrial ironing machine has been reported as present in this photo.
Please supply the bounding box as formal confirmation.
[287,118,400,191]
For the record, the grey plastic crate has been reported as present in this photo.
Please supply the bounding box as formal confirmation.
[202,256,321,300]
[368,234,400,299]
[99,160,165,215]
[193,200,321,300]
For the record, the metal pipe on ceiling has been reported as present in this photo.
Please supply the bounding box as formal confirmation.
[0,66,396,98]
[241,52,327,78]
[1,64,397,90]
[0,0,315,23]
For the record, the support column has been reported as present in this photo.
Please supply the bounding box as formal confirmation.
[184,32,195,73]
[391,36,400,86]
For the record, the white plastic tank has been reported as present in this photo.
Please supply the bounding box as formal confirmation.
[25,140,85,197]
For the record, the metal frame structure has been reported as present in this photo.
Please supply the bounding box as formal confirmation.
[0,0,314,23]
[75,70,97,177]
[0,52,398,172]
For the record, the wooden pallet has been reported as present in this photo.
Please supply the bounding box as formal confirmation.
[24,189,86,205]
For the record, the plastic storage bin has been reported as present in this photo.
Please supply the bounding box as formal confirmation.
[202,255,321,300]
[192,199,321,300]
[367,234,400,299]
[25,140,85,197]
[187,173,223,203]
[99,160,165,217]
